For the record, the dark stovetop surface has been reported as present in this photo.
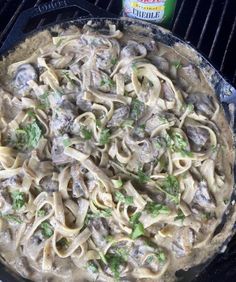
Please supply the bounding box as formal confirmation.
[0,1,235,282]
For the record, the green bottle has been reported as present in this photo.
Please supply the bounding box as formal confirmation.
[123,0,177,28]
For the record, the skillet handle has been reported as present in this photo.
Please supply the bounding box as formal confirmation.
[0,0,115,54]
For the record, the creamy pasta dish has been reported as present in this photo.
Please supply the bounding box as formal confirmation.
[0,21,234,282]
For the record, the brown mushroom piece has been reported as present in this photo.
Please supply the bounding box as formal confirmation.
[129,239,163,272]
[89,218,110,249]
[52,257,73,278]
[76,91,92,112]
[107,106,130,127]
[0,191,13,214]
[15,256,35,278]
[51,137,72,165]
[178,64,200,89]
[24,230,45,261]
[136,139,158,163]
[172,227,195,257]
[71,164,89,198]
[0,229,12,246]
[121,41,147,58]
[40,176,58,193]
[51,100,77,136]
[192,181,216,210]
[14,64,38,90]
[186,93,215,118]
[186,126,210,152]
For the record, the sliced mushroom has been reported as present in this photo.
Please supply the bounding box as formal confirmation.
[52,257,73,278]
[149,56,170,74]
[172,227,195,257]
[76,91,92,112]
[0,191,13,214]
[51,100,77,136]
[162,82,175,101]
[186,126,210,152]
[136,139,158,163]
[89,218,110,249]
[178,64,200,88]
[0,229,12,245]
[186,93,215,118]
[121,41,147,58]
[107,106,130,127]
[193,181,216,210]
[51,137,72,165]
[71,164,89,198]
[40,176,58,193]
[14,64,38,90]
[25,230,45,261]
[15,256,34,278]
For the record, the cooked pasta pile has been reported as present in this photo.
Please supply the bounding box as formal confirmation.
[0,21,233,281]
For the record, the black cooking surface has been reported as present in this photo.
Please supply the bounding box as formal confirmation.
[0,0,236,281]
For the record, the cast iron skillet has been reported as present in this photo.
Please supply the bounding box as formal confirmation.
[0,0,236,281]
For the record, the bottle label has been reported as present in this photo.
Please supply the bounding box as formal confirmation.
[123,0,166,22]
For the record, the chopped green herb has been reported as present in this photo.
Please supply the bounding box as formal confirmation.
[4,214,22,224]
[116,248,129,261]
[56,237,69,249]
[87,261,98,273]
[105,253,125,280]
[172,61,182,70]
[131,223,145,240]
[37,209,46,217]
[100,78,115,87]
[162,175,180,203]
[63,138,71,147]
[146,252,166,264]
[100,208,112,218]
[137,168,150,184]
[56,38,63,47]
[146,255,154,264]
[131,63,138,74]
[130,212,145,239]
[39,91,50,109]
[106,235,115,243]
[211,145,217,153]
[130,212,142,225]
[124,90,129,96]
[154,137,167,149]
[130,99,144,121]
[15,121,42,150]
[121,119,134,128]
[187,103,194,112]
[36,103,47,110]
[159,116,168,124]
[112,179,123,188]
[62,71,76,85]
[81,127,92,140]
[99,251,108,264]
[145,202,170,217]
[27,109,36,118]
[99,129,111,145]
[174,210,185,222]
[111,58,118,65]
[156,251,166,263]
[171,132,193,157]
[202,212,212,221]
[224,198,230,205]
[96,119,102,128]
[88,208,112,220]
[115,191,133,205]
[11,191,25,210]
[41,221,54,238]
